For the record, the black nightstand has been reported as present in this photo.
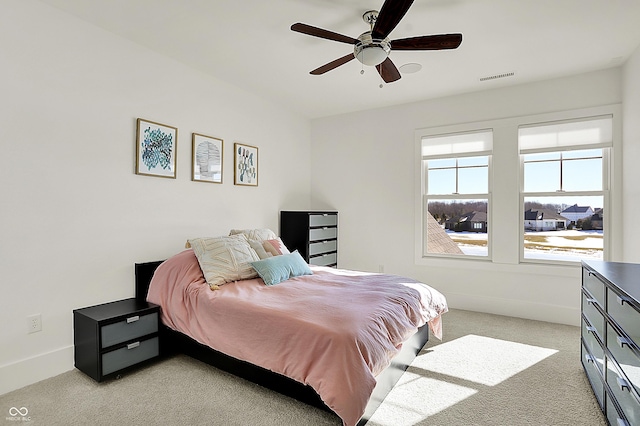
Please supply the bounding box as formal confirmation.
[73,298,160,381]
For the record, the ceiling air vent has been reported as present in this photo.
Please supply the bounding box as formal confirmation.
[479,72,515,82]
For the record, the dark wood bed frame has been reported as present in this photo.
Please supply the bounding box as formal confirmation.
[135,260,430,425]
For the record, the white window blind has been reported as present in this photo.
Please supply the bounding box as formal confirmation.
[519,115,613,154]
[422,129,493,159]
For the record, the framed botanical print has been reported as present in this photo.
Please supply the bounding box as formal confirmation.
[234,143,258,186]
[192,133,223,183]
[135,118,177,178]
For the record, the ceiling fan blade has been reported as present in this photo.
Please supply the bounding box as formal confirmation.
[372,0,415,39]
[291,23,358,45]
[391,33,463,50]
[376,58,401,83]
[310,53,356,75]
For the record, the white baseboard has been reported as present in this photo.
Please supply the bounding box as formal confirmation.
[445,292,581,327]
[0,346,74,396]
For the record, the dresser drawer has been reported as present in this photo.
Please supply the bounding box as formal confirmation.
[310,252,337,267]
[582,291,605,341]
[583,268,606,307]
[102,337,159,376]
[101,312,158,348]
[582,343,605,407]
[606,356,640,426]
[607,324,640,396]
[309,214,337,227]
[309,240,337,256]
[607,393,631,426]
[309,227,337,242]
[582,315,604,374]
[608,289,640,346]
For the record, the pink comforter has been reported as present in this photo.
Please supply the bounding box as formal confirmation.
[147,249,447,426]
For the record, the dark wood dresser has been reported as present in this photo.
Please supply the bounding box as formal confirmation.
[280,211,338,268]
[581,260,640,426]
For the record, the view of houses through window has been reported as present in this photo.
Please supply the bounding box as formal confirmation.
[523,196,603,261]
[426,199,488,256]
[421,114,612,263]
[519,116,610,262]
[422,129,491,257]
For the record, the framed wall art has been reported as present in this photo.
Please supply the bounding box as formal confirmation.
[234,143,258,186]
[192,133,223,183]
[135,118,177,178]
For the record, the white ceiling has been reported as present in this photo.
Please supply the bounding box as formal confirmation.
[39,0,640,119]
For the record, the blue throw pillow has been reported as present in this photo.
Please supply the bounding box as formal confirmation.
[250,251,312,286]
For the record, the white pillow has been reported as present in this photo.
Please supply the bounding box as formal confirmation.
[188,234,260,288]
[229,228,277,242]
[248,239,273,259]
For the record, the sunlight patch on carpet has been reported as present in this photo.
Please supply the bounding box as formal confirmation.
[367,334,559,426]
[413,334,558,386]
[368,373,477,426]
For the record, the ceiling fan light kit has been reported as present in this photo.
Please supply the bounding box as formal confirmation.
[290,0,462,84]
[354,33,391,66]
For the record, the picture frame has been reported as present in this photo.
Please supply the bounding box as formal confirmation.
[135,118,177,178]
[192,133,223,183]
[234,143,258,186]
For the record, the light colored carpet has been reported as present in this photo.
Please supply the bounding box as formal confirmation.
[0,309,606,425]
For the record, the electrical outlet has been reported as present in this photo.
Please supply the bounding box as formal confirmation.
[27,314,42,334]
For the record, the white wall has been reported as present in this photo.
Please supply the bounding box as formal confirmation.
[310,68,624,326]
[0,0,311,394]
[622,44,640,261]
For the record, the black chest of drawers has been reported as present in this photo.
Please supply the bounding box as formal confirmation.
[581,260,640,426]
[280,211,338,268]
[73,298,160,381]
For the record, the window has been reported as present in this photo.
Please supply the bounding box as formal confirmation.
[421,130,492,258]
[519,116,611,263]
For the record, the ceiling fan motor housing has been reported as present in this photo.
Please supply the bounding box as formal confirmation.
[354,31,391,66]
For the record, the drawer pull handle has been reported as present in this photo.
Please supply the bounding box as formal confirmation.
[322,214,328,216]
[127,341,140,350]
[585,354,594,363]
[617,336,631,349]
[586,298,596,305]
[586,326,596,334]
[617,295,630,306]
[617,377,631,393]
[126,316,140,323]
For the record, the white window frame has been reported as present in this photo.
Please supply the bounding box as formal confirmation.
[519,115,612,265]
[420,129,493,260]
[414,104,622,269]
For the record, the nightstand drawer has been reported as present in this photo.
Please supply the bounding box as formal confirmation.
[309,227,337,241]
[309,214,337,227]
[608,288,640,346]
[101,312,158,348]
[309,240,337,256]
[102,337,159,376]
[310,252,337,267]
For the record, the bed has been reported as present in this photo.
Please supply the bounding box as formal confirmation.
[135,233,447,426]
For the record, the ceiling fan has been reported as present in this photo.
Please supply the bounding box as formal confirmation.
[291,0,462,83]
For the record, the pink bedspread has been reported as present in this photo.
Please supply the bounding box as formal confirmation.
[147,249,447,426]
